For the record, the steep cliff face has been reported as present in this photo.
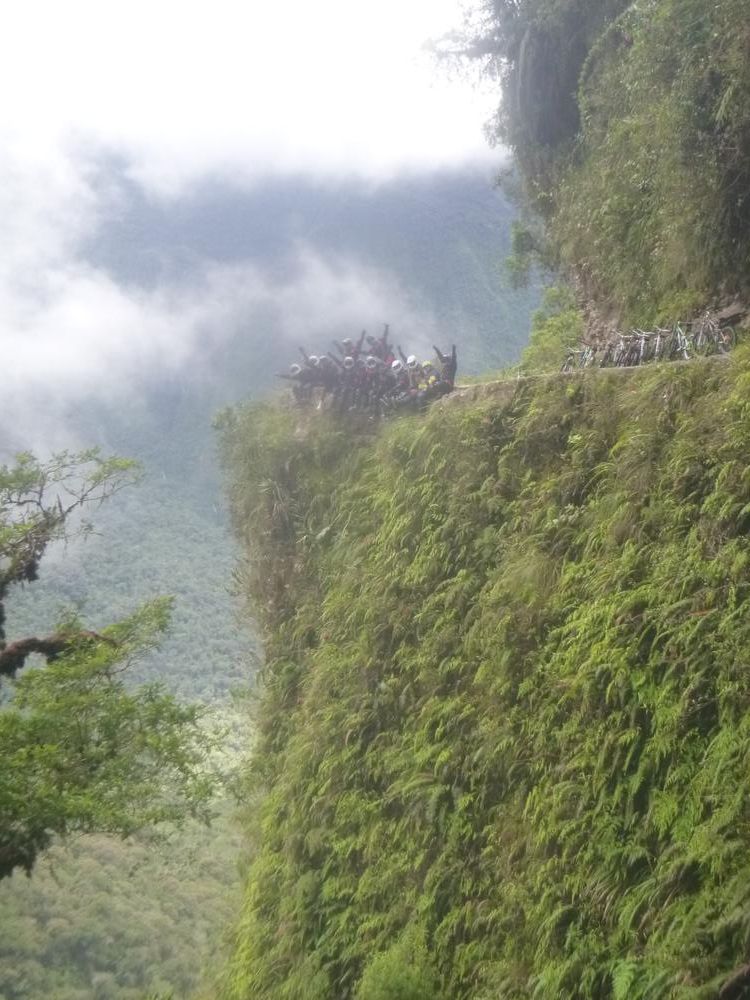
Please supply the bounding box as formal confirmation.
[218,352,750,999]
[468,0,750,323]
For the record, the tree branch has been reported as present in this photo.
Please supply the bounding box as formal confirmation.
[0,631,118,679]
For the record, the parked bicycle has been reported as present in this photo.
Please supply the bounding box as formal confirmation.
[600,332,638,368]
[561,344,597,373]
[668,322,691,361]
[691,311,735,356]
[563,310,740,374]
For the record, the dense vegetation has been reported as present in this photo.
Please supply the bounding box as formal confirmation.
[0,811,244,1000]
[454,0,750,322]
[0,451,242,999]
[219,342,750,998]
[0,451,221,879]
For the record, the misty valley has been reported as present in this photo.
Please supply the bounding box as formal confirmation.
[3,0,750,997]
[0,168,538,999]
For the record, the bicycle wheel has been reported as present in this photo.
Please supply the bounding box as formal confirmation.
[693,327,713,357]
[717,325,736,353]
[634,331,650,364]
[669,329,690,361]
[666,335,681,361]
[617,351,628,368]
[653,329,669,363]
[599,346,614,368]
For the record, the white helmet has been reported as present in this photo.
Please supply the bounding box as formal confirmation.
[391,359,404,373]
[290,363,302,376]
[343,356,355,370]
[406,354,418,368]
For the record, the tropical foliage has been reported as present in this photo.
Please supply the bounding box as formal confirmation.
[0,451,219,878]
[0,449,140,657]
[455,0,750,320]
[0,807,244,1000]
[219,346,750,998]
[519,285,584,372]
[0,444,253,998]
[0,598,219,879]
[0,168,540,997]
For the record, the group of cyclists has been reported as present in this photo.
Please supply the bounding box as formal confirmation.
[277,325,458,416]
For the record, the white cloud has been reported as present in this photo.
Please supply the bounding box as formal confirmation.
[0,154,442,451]
[0,0,493,193]
[0,1,497,452]
[2,244,437,394]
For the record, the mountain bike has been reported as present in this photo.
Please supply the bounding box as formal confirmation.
[561,344,597,373]
[691,311,735,355]
[652,327,672,362]
[598,334,628,367]
[633,329,656,365]
[615,333,641,367]
[667,322,691,361]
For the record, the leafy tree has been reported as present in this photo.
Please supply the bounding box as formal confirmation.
[0,450,217,878]
[0,449,140,670]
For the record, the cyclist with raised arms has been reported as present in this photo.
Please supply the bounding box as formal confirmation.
[433,344,458,386]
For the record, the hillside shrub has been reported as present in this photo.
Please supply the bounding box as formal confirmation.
[355,926,440,1000]
[520,286,584,371]
[219,349,750,998]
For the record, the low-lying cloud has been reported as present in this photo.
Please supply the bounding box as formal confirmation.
[0,145,442,455]
[1,0,498,454]
[0,1,495,197]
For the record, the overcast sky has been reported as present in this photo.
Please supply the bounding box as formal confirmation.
[1,0,493,187]
[1,0,504,453]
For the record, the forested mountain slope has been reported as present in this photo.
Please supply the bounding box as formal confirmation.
[454,0,750,325]
[0,817,244,1000]
[219,348,750,999]
[6,166,539,702]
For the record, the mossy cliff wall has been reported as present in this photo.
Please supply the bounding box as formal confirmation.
[218,352,750,1000]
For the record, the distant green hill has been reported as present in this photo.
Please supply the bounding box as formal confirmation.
[0,808,245,1000]
[7,167,541,700]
